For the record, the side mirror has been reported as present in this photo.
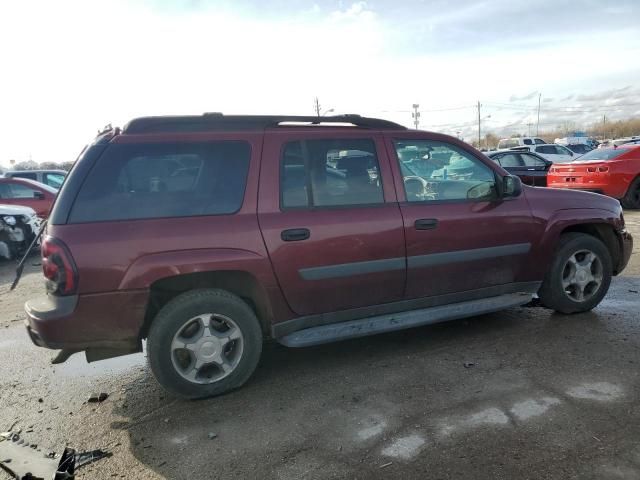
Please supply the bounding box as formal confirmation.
[502,175,522,198]
[34,191,45,200]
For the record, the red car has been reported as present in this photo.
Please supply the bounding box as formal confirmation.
[0,177,57,218]
[547,145,640,209]
[24,115,632,399]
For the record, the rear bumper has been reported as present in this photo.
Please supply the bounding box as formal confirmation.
[547,181,607,195]
[24,290,148,353]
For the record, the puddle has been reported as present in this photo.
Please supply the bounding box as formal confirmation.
[381,434,426,460]
[55,348,146,378]
[510,397,561,421]
[440,407,509,436]
[566,382,623,402]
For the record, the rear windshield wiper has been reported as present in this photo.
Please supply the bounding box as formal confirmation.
[11,219,47,291]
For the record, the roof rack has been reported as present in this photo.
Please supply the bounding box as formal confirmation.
[122,113,407,134]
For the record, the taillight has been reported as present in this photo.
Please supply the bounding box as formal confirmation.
[598,166,609,173]
[587,167,596,173]
[41,236,78,296]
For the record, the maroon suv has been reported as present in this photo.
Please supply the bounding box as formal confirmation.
[25,114,633,398]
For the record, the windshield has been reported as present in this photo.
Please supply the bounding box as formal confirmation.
[573,148,627,162]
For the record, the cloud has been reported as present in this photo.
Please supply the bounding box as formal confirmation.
[575,86,633,102]
[329,1,376,21]
[509,91,539,102]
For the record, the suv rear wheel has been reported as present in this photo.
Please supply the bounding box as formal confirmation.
[538,233,612,314]
[147,289,262,399]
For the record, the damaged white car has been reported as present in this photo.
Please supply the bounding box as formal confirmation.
[0,205,40,260]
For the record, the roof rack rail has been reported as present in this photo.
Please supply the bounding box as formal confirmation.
[122,114,407,134]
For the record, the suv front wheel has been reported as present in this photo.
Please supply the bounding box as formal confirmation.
[538,233,612,314]
[147,289,263,399]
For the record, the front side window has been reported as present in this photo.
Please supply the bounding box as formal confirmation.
[534,138,546,144]
[69,141,251,223]
[280,138,383,208]
[523,139,533,145]
[44,173,65,189]
[394,140,496,202]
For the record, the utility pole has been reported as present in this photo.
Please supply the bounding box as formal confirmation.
[527,122,533,137]
[412,104,420,129]
[536,93,541,136]
[477,101,481,147]
[602,114,607,140]
[314,97,321,117]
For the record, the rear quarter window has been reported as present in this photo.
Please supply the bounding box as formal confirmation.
[69,141,250,223]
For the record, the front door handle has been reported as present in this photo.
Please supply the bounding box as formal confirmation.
[281,228,311,242]
[415,219,438,230]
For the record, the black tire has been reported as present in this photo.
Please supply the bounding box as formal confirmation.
[147,289,263,399]
[621,177,640,209]
[538,233,612,314]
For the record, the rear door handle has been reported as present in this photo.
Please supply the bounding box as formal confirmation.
[415,219,438,230]
[281,228,310,242]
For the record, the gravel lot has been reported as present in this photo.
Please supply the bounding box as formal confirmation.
[1,210,639,479]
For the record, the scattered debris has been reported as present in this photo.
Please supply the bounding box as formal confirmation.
[207,432,218,440]
[0,430,112,480]
[629,289,638,293]
[380,462,393,469]
[88,393,109,403]
[463,362,475,368]
[37,399,43,403]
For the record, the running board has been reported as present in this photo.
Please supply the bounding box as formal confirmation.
[277,292,533,348]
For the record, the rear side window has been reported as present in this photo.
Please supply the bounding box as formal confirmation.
[69,141,250,223]
[520,153,547,167]
[280,138,383,208]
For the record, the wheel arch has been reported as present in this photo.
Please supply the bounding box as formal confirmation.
[140,270,274,340]
[559,223,622,274]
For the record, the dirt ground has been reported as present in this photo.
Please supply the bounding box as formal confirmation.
[0,210,639,479]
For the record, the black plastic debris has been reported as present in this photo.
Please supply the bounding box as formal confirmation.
[463,362,475,368]
[87,393,109,403]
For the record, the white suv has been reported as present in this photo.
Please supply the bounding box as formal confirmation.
[497,137,546,149]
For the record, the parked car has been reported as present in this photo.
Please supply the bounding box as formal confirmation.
[0,178,57,218]
[3,170,66,190]
[24,114,632,399]
[0,204,40,260]
[548,144,640,209]
[486,151,552,186]
[497,137,546,150]
[510,144,575,163]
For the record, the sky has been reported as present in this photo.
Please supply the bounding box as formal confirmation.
[1,0,639,165]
